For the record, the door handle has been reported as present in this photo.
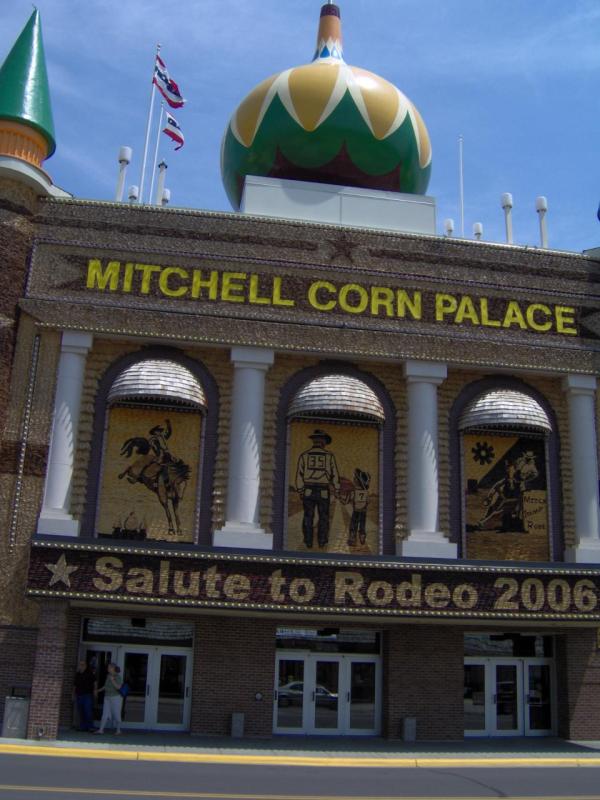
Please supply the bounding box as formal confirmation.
[274,690,278,701]
[146,685,150,697]
[347,692,350,703]
[312,691,315,702]
[186,687,189,698]
[493,694,497,704]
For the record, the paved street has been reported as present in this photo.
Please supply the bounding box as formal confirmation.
[1,753,600,800]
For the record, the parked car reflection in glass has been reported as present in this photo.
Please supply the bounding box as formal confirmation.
[278,681,338,707]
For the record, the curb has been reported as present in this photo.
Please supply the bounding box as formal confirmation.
[2,743,600,768]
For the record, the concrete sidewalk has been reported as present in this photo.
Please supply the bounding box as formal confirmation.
[2,731,600,767]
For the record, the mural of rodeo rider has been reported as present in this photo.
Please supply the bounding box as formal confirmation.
[295,429,341,548]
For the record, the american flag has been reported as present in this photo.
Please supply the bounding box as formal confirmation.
[163,113,184,150]
[153,55,186,109]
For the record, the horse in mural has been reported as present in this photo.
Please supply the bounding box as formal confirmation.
[118,420,191,536]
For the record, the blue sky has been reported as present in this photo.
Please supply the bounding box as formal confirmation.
[1,0,599,253]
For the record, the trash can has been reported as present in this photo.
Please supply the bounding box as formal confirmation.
[231,712,245,738]
[401,716,417,742]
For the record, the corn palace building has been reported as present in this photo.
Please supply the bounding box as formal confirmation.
[1,5,600,742]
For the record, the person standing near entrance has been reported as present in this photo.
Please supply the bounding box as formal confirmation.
[295,429,341,548]
[94,662,123,735]
[73,660,96,732]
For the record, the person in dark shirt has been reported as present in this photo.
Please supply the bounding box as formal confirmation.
[73,660,96,732]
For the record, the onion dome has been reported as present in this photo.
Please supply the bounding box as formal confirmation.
[289,375,384,422]
[221,3,431,210]
[0,10,56,168]
[459,390,551,433]
[108,359,207,411]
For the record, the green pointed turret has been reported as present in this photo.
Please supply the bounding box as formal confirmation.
[0,9,55,157]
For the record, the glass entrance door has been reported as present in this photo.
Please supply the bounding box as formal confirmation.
[464,657,554,737]
[82,644,192,731]
[524,660,554,736]
[274,653,380,735]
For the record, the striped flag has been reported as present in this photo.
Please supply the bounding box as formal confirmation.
[153,55,185,108]
[163,113,184,150]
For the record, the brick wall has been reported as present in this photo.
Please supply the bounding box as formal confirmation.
[556,628,600,740]
[26,600,68,739]
[0,624,37,726]
[383,625,464,741]
[191,616,277,737]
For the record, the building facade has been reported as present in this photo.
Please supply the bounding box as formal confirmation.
[1,5,600,742]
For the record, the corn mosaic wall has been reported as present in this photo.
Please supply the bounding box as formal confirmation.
[287,420,380,554]
[439,370,572,562]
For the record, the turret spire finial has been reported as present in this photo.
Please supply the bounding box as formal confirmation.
[0,9,56,167]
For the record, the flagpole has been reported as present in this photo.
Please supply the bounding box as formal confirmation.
[149,104,164,205]
[139,43,161,204]
[459,134,465,238]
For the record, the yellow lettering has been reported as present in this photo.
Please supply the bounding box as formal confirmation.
[221,272,246,302]
[223,574,251,600]
[269,569,286,602]
[204,565,221,598]
[135,263,162,294]
[366,580,393,606]
[159,560,170,595]
[452,583,478,609]
[338,283,368,314]
[397,290,422,320]
[123,262,134,293]
[93,557,123,592]
[555,305,577,336]
[272,276,295,307]
[173,570,200,597]
[396,574,422,607]
[248,274,271,305]
[424,582,450,609]
[435,293,457,321]
[126,568,154,594]
[158,267,189,297]
[455,295,480,325]
[502,301,527,330]
[308,281,337,311]
[191,269,219,300]
[334,571,365,605]
[479,298,501,327]
[289,578,315,604]
[525,303,552,332]
[86,259,121,291]
[370,286,394,317]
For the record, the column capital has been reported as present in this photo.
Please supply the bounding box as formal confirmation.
[563,374,597,396]
[404,360,447,385]
[61,331,93,355]
[230,346,274,371]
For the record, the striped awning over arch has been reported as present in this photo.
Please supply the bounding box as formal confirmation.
[288,375,384,422]
[459,389,551,433]
[108,359,207,411]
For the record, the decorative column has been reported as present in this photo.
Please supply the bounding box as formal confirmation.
[401,360,457,558]
[563,374,600,563]
[213,346,274,550]
[37,331,93,536]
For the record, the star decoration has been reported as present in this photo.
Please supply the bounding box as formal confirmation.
[45,554,79,588]
[326,233,356,264]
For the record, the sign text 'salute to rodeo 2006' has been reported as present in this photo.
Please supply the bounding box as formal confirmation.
[28,541,600,621]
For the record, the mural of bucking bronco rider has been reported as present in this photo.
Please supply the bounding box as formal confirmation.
[477,450,539,532]
[118,419,190,535]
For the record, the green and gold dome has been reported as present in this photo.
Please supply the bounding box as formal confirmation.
[221,3,432,210]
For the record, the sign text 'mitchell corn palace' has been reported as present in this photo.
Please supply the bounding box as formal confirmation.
[86,259,579,336]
